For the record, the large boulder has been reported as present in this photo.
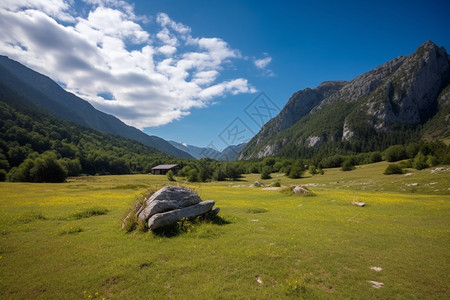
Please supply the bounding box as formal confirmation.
[133,185,219,231]
[148,200,216,230]
[138,185,201,221]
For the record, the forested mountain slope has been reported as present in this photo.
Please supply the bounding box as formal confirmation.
[0,56,192,158]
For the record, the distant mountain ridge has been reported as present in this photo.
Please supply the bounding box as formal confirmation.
[0,56,193,159]
[169,141,246,161]
[239,41,450,160]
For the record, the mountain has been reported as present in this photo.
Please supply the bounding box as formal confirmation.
[169,141,221,159]
[0,92,172,179]
[169,141,246,161]
[0,56,193,159]
[239,41,450,160]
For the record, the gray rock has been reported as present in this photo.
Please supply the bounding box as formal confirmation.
[148,200,215,230]
[293,186,309,194]
[251,181,264,187]
[138,185,201,221]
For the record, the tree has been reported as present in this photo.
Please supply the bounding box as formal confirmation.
[384,145,407,162]
[260,166,272,180]
[167,170,175,181]
[29,152,67,182]
[212,167,226,181]
[288,165,304,179]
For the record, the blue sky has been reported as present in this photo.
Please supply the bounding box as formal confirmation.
[1,0,449,150]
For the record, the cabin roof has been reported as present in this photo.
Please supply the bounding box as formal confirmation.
[151,164,179,170]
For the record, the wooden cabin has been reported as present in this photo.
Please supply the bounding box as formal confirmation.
[151,164,180,175]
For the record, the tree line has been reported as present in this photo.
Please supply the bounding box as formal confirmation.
[1,99,449,183]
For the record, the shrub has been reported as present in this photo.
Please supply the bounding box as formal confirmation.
[187,169,198,182]
[341,160,354,171]
[370,151,382,163]
[288,165,305,179]
[0,169,6,182]
[384,164,403,175]
[413,152,428,170]
[167,170,175,181]
[426,155,438,167]
[398,159,413,168]
[309,165,318,175]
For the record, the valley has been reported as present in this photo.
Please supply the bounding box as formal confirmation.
[0,162,449,299]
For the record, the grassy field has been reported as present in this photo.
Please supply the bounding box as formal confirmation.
[0,161,449,299]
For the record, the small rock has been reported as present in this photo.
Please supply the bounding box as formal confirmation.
[250,181,264,187]
[250,219,259,222]
[368,281,384,288]
[353,201,365,207]
[255,275,263,285]
[370,266,383,272]
[292,186,309,194]
[406,183,419,187]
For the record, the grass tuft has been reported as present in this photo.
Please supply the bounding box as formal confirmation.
[59,226,83,235]
[14,211,47,223]
[246,208,268,213]
[70,207,109,220]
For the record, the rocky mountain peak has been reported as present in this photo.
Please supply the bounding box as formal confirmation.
[239,41,450,160]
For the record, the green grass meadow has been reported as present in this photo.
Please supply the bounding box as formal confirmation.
[0,162,449,299]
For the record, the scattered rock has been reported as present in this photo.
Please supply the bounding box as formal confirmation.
[303,183,318,187]
[255,275,263,285]
[429,182,438,185]
[404,173,412,176]
[370,266,383,272]
[367,281,384,288]
[406,183,419,187]
[430,167,450,174]
[261,187,282,191]
[250,181,265,187]
[127,185,219,231]
[352,201,366,207]
[250,219,259,222]
[292,186,309,194]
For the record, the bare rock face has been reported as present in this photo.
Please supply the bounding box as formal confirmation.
[147,201,215,230]
[135,185,218,230]
[138,185,201,221]
[238,41,450,160]
[368,41,450,129]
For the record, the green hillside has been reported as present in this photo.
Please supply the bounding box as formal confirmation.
[0,91,173,182]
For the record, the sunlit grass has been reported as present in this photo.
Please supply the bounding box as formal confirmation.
[0,163,449,299]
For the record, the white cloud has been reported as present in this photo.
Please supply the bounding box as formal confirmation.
[254,53,272,69]
[0,0,75,22]
[0,0,255,129]
[253,53,275,77]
